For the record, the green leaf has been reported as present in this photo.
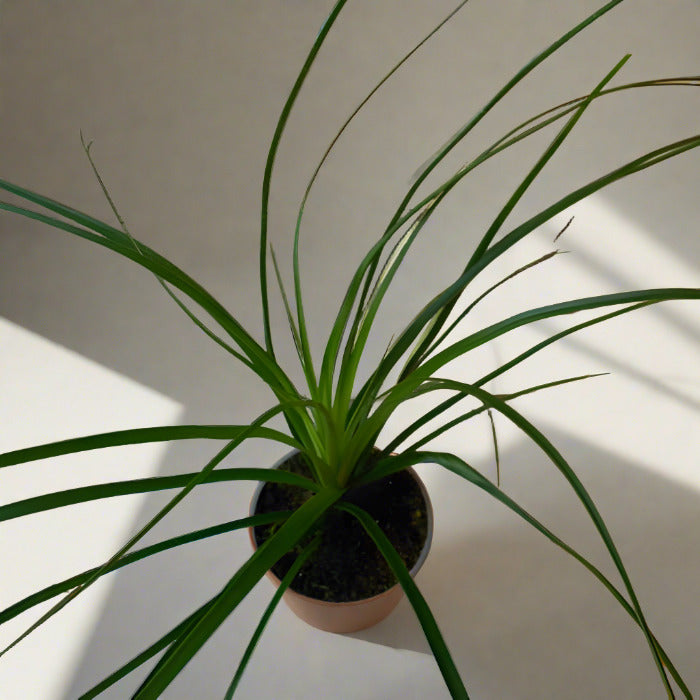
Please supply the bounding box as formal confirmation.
[4,147,255,368]
[399,372,607,454]
[223,536,320,698]
[425,250,563,358]
[0,468,315,522]
[259,0,349,357]
[404,76,699,227]
[389,301,653,453]
[0,176,128,243]
[385,0,626,239]
[0,199,299,398]
[479,56,628,265]
[365,451,689,697]
[270,246,306,369]
[270,245,319,398]
[0,197,321,452]
[353,372,681,690]
[0,424,298,470]
[418,289,699,382]
[77,596,219,699]
[292,2,471,394]
[354,291,695,478]
[132,487,344,699]
[368,280,698,417]
[358,78,699,361]
[316,216,410,407]
[336,197,442,426]
[402,52,631,373]
[416,386,673,694]
[356,134,699,400]
[0,512,290,626]
[338,501,469,700]
[0,402,319,658]
[486,409,500,486]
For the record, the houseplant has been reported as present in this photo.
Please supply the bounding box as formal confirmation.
[0,0,698,696]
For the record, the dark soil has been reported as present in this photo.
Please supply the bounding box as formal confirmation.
[252,452,429,602]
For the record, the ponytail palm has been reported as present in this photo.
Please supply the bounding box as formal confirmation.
[1,1,698,697]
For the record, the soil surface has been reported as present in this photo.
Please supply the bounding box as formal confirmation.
[252,453,429,602]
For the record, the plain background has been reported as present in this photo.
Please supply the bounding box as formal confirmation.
[1,1,699,698]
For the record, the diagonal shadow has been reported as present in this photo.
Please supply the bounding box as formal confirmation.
[350,426,700,699]
[59,426,284,700]
[532,322,700,413]
[556,243,700,351]
[61,422,700,699]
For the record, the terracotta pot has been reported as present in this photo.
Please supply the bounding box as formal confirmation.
[248,453,433,634]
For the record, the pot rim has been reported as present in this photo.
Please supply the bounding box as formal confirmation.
[248,449,434,607]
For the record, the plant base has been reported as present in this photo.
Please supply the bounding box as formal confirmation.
[249,452,433,633]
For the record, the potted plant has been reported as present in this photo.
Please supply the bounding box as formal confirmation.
[0,0,697,697]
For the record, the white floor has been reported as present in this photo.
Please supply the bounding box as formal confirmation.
[0,320,182,699]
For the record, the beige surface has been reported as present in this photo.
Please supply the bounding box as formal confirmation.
[1,1,699,698]
[0,319,182,699]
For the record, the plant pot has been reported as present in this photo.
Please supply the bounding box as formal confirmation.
[248,451,433,634]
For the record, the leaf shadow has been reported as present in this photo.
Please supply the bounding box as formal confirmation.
[349,427,700,699]
[60,426,700,699]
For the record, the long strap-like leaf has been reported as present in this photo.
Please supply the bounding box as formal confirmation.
[351,0,628,325]
[386,0,625,234]
[338,501,469,700]
[0,424,298,469]
[294,0,471,403]
[352,289,697,468]
[385,302,654,453]
[365,259,699,416]
[0,512,290,626]
[357,452,689,697]
[335,197,443,429]
[393,77,700,246]
[0,402,318,658]
[0,468,313,523]
[259,0,349,357]
[407,386,673,694]
[366,134,699,397]
[419,289,699,381]
[77,596,218,699]
[327,1,627,406]
[403,372,606,454]
[403,53,631,370]
[223,536,320,698]
[132,486,344,699]
[0,199,292,392]
[0,196,322,451]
